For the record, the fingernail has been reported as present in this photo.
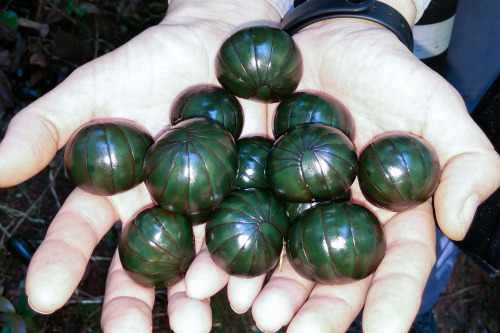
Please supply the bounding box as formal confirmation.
[27,296,55,315]
[458,194,479,239]
[229,302,247,315]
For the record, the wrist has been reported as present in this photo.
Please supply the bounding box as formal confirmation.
[377,0,417,26]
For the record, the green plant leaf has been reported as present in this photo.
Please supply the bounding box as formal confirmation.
[0,11,19,29]
[10,314,27,333]
[0,296,15,314]
[1,322,11,333]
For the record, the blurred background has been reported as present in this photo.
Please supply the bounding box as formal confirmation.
[0,0,499,332]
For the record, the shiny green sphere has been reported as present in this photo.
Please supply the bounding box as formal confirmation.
[234,135,274,189]
[64,119,153,196]
[143,118,238,216]
[205,188,289,277]
[273,91,356,140]
[358,132,441,211]
[170,84,244,140]
[215,25,303,103]
[266,123,358,203]
[118,205,195,288]
[286,202,386,284]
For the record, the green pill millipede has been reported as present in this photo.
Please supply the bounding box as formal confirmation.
[234,135,274,190]
[358,132,441,211]
[205,188,289,277]
[118,205,195,288]
[143,117,238,217]
[170,84,244,140]
[286,201,386,284]
[64,118,153,196]
[266,123,358,203]
[273,91,356,141]
[215,25,303,103]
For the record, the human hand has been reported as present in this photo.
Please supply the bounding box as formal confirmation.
[0,0,281,332]
[185,11,500,333]
[252,17,500,332]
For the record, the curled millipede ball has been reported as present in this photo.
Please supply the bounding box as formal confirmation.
[64,118,153,196]
[266,123,358,203]
[170,84,244,140]
[215,25,303,103]
[118,205,195,287]
[286,202,386,284]
[205,188,289,277]
[273,91,356,140]
[358,132,441,211]
[143,117,238,218]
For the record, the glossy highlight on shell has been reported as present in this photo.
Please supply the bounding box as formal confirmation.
[215,25,303,103]
[118,205,195,288]
[286,202,386,284]
[64,118,153,196]
[234,135,274,190]
[205,188,289,277]
[143,117,238,216]
[266,123,358,203]
[358,132,441,211]
[273,91,356,140]
[170,84,244,140]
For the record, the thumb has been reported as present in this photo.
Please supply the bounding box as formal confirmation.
[0,68,93,187]
[434,150,500,241]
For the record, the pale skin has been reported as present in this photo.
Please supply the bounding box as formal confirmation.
[0,0,499,332]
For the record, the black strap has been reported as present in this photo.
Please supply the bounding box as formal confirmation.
[281,0,414,51]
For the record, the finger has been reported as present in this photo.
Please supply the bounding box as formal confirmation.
[167,278,212,333]
[251,259,314,332]
[101,251,155,333]
[0,69,98,187]
[227,274,266,314]
[362,202,436,332]
[185,247,229,300]
[26,188,117,313]
[434,151,500,240]
[287,279,371,333]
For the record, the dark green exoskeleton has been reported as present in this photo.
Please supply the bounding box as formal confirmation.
[266,123,358,203]
[205,188,289,277]
[286,202,386,284]
[358,132,441,211]
[285,189,352,222]
[143,118,238,223]
[170,84,244,140]
[64,119,153,196]
[273,91,356,140]
[234,135,274,190]
[215,25,303,103]
[118,205,195,287]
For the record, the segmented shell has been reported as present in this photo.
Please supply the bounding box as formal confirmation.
[358,132,441,211]
[64,119,153,196]
[286,189,352,221]
[273,91,356,140]
[234,135,274,190]
[215,25,303,103]
[170,84,244,140]
[118,205,195,287]
[205,188,289,277]
[143,118,238,216]
[286,202,386,284]
[266,123,358,203]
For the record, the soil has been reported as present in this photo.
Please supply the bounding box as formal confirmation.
[0,1,499,332]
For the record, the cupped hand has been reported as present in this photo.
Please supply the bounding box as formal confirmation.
[0,0,281,332]
[252,19,500,332]
[185,18,500,333]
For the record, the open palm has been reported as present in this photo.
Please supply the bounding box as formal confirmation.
[243,19,500,332]
[0,1,281,332]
